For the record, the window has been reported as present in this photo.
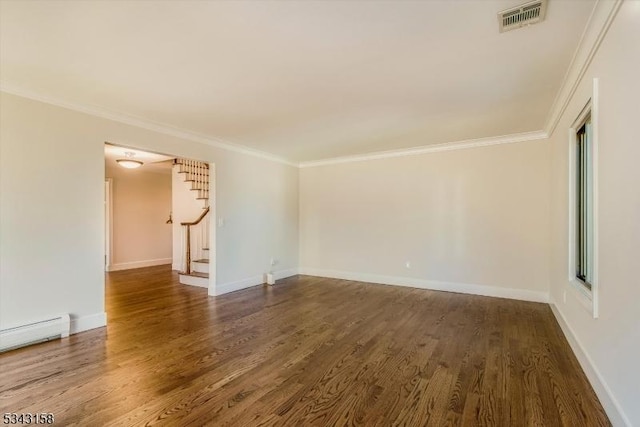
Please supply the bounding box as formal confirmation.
[568,78,599,318]
[575,114,593,290]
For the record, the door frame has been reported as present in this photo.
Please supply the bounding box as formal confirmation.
[105,178,113,271]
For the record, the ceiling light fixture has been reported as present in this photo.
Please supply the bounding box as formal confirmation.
[116,152,143,169]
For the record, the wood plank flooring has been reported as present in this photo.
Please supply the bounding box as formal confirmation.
[0,266,610,426]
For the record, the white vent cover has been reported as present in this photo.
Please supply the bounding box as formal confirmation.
[498,0,547,33]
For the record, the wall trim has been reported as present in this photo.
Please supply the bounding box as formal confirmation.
[544,0,622,136]
[107,258,172,272]
[2,86,551,169]
[271,268,300,282]
[550,303,631,427]
[299,130,548,168]
[299,268,548,303]
[1,2,621,169]
[214,275,263,296]
[70,312,107,335]
[213,268,299,296]
[105,178,113,271]
[0,86,297,167]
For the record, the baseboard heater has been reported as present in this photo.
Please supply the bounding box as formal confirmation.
[0,314,70,353]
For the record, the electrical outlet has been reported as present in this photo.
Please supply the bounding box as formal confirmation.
[405,261,411,269]
[270,258,278,266]
[217,217,225,227]
[563,290,567,304]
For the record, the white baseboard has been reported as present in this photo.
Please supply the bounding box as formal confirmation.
[214,275,263,296]
[214,268,299,296]
[107,258,172,271]
[272,268,299,282]
[70,312,107,335]
[550,303,631,427]
[298,268,548,303]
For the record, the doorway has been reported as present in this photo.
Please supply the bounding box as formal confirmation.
[103,143,216,295]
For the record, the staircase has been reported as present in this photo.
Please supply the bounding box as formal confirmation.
[178,248,210,287]
[174,158,211,288]
[175,158,209,208]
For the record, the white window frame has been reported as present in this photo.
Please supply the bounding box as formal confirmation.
[567,78,599,319]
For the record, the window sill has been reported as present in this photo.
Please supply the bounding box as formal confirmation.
[568,279,596,318]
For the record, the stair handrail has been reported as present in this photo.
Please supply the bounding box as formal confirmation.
[180,207,210,226]
[181,207,210,274]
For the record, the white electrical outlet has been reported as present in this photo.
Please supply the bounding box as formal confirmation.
[405,261,411,269]
[563,290,567,303]
[217,217,225,227]
[270,258,277,266]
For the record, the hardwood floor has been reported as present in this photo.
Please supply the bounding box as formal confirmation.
[1,266,609,426]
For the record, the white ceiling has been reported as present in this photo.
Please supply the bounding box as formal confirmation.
[1,0,596,162]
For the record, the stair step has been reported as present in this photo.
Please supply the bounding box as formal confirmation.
[187,271,208,278]
[191,259,208,273]
[179,271,209,288]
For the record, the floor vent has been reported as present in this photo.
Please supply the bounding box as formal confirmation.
[0,314,70,353]
[499,0,547,33]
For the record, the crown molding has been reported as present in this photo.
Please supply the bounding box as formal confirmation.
[1,2,620,168]
[0,84,298,167]
[299,130,548,168]
[3,84,549,169]
[543,0,622,137]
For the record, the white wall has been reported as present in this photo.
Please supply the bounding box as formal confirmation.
[548,2,640,425]
[0,94,105,333]
[105,164,172,270]
[171,166,207,270]
[0,92,299,332]
[215,149,299,294]
[300,139,550,301]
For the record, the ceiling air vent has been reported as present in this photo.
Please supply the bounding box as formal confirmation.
[498,0,547,33]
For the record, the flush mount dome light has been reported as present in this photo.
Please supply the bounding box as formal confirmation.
[116,152,143,169]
